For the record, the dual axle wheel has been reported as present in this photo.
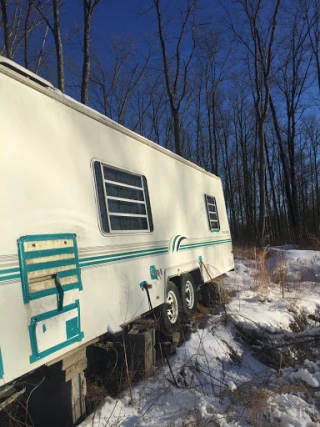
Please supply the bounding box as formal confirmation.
[161,273,198,332]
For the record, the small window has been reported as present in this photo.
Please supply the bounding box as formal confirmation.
[205,195,220,231]
[93,161,153,233]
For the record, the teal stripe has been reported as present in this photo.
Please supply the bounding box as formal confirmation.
[0,267,20,275]
[180,239,231,250]
[26,258,76,273]
[0,270,76,283]
[0,239,231,283]
[24,247,75,260]
[181,239,231,248]
[80,247,168,264]
[180,240,231,249]
[0,247,169,282]
[172,235,181,252]
[0,273,21,282]
[81,248,168,267]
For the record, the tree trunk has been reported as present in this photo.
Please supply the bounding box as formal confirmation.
[212,90,219,175]
[53,0,64,92]
[81,4,91,105]
[265,138,281,238]
[172,107,182,156]
[0,0,12,59]
[258,122,266,247]
[24,0,32,69]
[269,94,297,234]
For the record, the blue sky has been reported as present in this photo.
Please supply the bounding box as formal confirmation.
[62,0,217,42]
[63,1,155,39]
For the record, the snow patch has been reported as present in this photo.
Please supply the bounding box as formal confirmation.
[290,368,319,387]
[81,247,320,426]
[107,323,123,335]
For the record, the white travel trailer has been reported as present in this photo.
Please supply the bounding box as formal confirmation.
[0,57,234,392]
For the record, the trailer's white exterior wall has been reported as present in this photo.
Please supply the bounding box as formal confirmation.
[0,58,233,386]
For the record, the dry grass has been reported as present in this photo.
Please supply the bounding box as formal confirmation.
[251,247,271,298]
[225,372,316,426]
[275,383,311,396]
[233,245,257,260]
[243,246,293,299]
[86,380,109,414]
[248,387,271,425]
[213,281,230,305]
[297,234,320,251]
[228,382,271,426]
[271,250,289,297]
[195,304,211,315]
[309,235,320,250]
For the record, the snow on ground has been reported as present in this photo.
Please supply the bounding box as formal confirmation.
[81,248,320,426]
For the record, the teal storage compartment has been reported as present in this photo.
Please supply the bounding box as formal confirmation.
[29,300,83,363]
[17,233,83,304]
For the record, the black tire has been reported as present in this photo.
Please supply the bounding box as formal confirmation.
[161,281,182,332]
[181,273,198,316]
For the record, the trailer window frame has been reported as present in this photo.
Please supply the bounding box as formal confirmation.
[205,195,220,232]
[93,161,153,234]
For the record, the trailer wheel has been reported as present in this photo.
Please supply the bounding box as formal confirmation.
[162,281,181,331]
[181,273,198,316]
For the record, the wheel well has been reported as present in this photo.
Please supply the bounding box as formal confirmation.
[168,268,203,296]
[189,268,204,288]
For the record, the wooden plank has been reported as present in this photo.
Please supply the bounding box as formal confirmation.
[24,239,74,252]
[62,348,86,370]
[27,264,77,280]
[29,275,78,293]
[125,329,156,376]
[26,253,75,265]
[71,372,86,423]
[46,337,99,366]
[65,358,87,382]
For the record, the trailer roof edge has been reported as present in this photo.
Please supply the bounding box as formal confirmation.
[0,57,220,182]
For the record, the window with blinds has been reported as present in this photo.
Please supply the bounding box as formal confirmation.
[205,195,220,231]
[93,161,153,233]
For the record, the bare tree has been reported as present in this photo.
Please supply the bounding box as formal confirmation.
[0,0,50,69]
[0,0,26,59]
[302,0,320,94]
[150,0,198,156]
[24,0,33,68]
[81,0,101,105]
[33,0,65,91]
[269,2,312,239]
[90,36,152,125]
[197,27,232,174]
[52,0,63,90]
[0,0,12,58]
[227,0,281,246]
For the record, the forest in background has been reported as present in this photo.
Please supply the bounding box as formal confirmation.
[1,0,319,246]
